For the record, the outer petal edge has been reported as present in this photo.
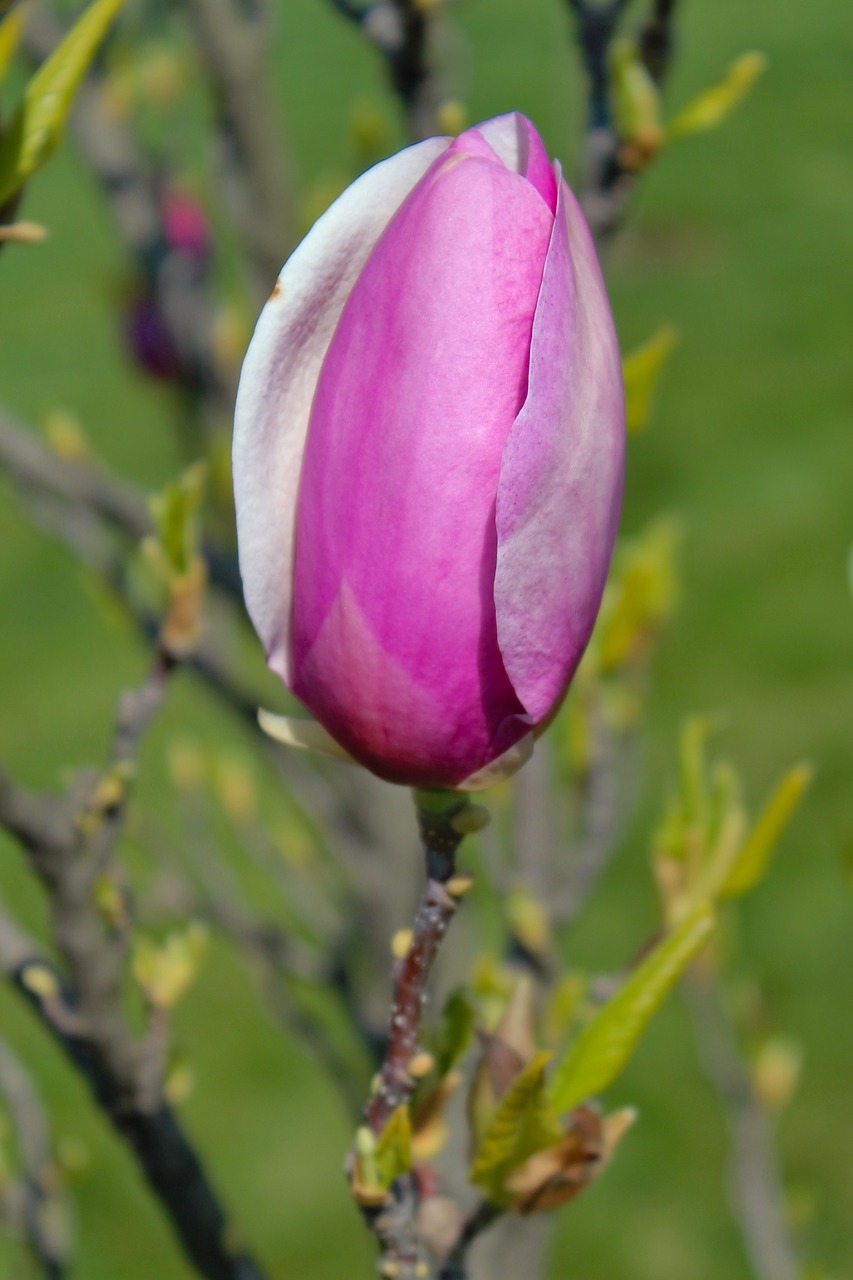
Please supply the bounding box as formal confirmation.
[494,167,626,721]
[233,135,450,684]
[257,708,356,763]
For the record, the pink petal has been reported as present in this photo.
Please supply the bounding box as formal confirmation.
[233,135,450,684]
[477,113,558,213]
[494,171,625,722]
[291,147,554,785]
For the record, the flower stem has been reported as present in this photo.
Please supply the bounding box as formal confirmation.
[364,790,477,1136]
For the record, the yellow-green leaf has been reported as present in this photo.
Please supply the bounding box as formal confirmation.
[430,987,476,1078]
[375,1106,413,1188]
[623,326,678,434]
[470,1051,563,1202]
[550,902,715,1112]
[610,37,664,165]
[0,5,25,83]
[132,923,208,1010]
[668,52,768,142]
[0,0,127,204]
[720,763,812,899]
[148,462,206,577]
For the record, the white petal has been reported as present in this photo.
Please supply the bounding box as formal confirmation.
[476,112,533,174]
[456,733,534,791]
[257,708,356,762]
[233,135,450,684]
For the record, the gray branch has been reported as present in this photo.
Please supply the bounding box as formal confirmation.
[0,1035,71,1278]
[0,646,270,1280]
[183,0,296,301]
[688,976,799,1280]
[326,0,443,140]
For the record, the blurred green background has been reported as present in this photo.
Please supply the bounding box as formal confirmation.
[1,0,851,1277]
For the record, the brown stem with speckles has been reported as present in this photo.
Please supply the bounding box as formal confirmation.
[364,793,472,1136]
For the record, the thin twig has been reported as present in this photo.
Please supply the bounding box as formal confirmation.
[326,0,440,140]
[356,793,476,1279]
[364,798,468,1135]
[0,408,150,541]
[182,0,296,300]
[566,0,678,248]
[0,1035,71,1278]
[0,643,271,1280]
[637,0,678,84]
[437,1201,500,1280]
[687,975,798,1280]
[552,697,634,925]
[22,4,234,437]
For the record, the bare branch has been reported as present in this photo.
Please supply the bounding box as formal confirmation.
[22,4,236,431]
[637,0,677,84]
[326,0,441,140]
[182,0,296,300]
[0,635,271,1280]
[0,1035,71,1278]
[566,0,678,248]
[688,976,799,1280]
[0,408,150,542]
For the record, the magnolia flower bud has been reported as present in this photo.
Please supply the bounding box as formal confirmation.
[234,113,625,789]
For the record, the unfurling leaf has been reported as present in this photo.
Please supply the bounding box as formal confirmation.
[623,326,678,434]
[668,52,768,142]
[505,885,554,965]
[0,0,127,204]
[0,5,25,84]
[430,987,476,1078]
[752,1038,803,1112]
[132,923,208,1010]
[720,763,812,899]
[470,1051,564,1203]
[652,721,811,919]
[550,902,715,1112]
[610,38,664,169]
[597,519,681,674]
[144,464,207,655]
[148,463,206,579]
[504,1104,636,1214]
[375,1106,413,1188]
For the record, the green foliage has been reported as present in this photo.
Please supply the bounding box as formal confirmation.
[147,463,206,580]
[610,37,664,168]
[352,1108,413,1203]
[720,763,814,900]
[132,923,209,1011]
[0,5,24,83]
[429,987,476,1079]
[622,326,679,435]
[652,719,812,921]
[0,0,127,205]
[374,1106,413,1188]
[668,51,768,141]
[470,1051,564,1204]
[550,902,715,1113]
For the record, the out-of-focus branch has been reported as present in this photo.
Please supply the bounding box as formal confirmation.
[0,644,270,1280]
[438,1202,500,1280]
[688,975,799,1280]
[553,700,635,925]
[0,1035,71,1278]
[22,4,236,435]
[182,0,295,300]
[566,0,678,247]
[356,795,476,1280]
[326,0,441,140]
[637,0,677,84]
[0,408,150,542]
